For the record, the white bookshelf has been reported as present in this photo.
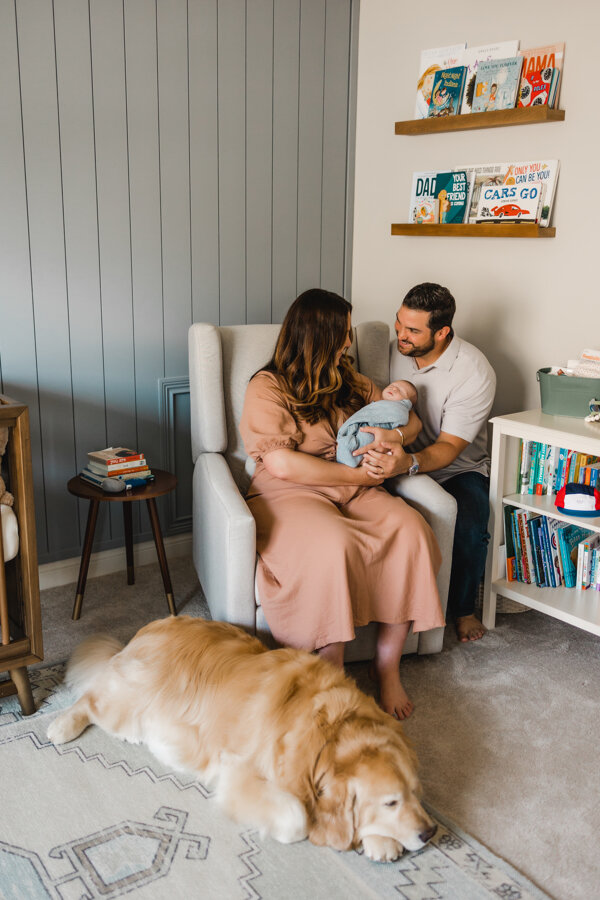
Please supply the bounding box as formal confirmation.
[483,409,600,637]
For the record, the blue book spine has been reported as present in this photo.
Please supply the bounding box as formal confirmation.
[510,510,523,582]
[557,529,575,588]
[527,517,545,587]
[539,517,556,587]
[528,443,540,494]
[553,447,568,492]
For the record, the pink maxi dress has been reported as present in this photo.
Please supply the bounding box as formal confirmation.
[239,370,444,650]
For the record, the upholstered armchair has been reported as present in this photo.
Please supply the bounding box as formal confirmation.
[189,322,456,660]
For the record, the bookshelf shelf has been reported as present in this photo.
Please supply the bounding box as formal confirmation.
[395,106,565,135]
[391,223,555,238]
[483,409,600,637]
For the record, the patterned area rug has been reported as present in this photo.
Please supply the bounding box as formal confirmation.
[0,665,549,900]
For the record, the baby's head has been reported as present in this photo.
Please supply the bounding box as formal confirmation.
[382,380,417,405]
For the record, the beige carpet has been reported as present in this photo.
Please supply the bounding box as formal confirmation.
[23,556,600,899]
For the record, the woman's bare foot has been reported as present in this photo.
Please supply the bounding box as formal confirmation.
[456,614,487,642]
[372,661,414,720]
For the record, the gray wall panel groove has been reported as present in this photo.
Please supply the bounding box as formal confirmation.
[0,0,358,564]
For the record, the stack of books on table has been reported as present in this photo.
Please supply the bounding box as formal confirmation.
[79,447,154,489]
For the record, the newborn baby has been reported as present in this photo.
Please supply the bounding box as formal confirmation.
[336,380,417,468]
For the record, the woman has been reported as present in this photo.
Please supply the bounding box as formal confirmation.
[239,289,443,719]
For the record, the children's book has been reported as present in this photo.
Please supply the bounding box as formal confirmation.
[459,40,520,115]
[546,517,565,585]
[433,170,470,223]
[471,57,523,113]
[527,515,546,587]
[456,159,560,227]
[518,67,556,108]
[539,516,557,587]
[427,66,467,118]
[408,171,439,223]
[518,42,565,108]
[577,532,600,589]
[476,180,542,224]
[557,524,593,588]
[414,43,466,118]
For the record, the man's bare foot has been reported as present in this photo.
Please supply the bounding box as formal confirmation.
[371,662,414,720]
[456,614,487,643]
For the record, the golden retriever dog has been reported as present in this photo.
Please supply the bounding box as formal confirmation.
[47,616,436,861]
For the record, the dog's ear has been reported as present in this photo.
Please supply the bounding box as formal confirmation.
[309,761,356,851]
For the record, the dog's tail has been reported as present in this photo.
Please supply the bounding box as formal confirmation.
[65,634,124,698]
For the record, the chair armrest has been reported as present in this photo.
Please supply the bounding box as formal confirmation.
[387,473,457,654]
[192,453,257,630]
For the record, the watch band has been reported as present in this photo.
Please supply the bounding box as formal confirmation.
[408,453,419,476]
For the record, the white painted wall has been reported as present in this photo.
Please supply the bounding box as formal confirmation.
[352,0,598,416]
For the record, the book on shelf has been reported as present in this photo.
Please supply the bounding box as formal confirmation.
[515,509,534,584]
[408,171,439,223]
[459,40,520,115]
[87,458,148,476]
[454,159,560,228]
[88,447,145,467]
[518,67,559,108]
[518,42,565,108]
[504,505,517,580]
[527,515,546,587]
[557,524,594,589]
[546,517,565,585]
[475,178,543,224]
[433,170,471,223]
[539,516,557,587]
[471,56,523,113]
[414,43,466,119]
[576,532,600,590]
[427,66,467,118]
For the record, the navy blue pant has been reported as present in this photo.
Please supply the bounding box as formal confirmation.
[442,471,491,619]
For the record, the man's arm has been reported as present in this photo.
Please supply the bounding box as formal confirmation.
[351,409,422,460]
[361,430,469,478]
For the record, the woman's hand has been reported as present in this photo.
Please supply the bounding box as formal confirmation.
[361,442,412,479]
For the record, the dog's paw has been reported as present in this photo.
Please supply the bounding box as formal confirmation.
[271,795,309,844]
[362,835,403,862]
[47,714,74,745]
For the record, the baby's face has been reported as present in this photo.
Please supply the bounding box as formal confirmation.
[382,381,415,402]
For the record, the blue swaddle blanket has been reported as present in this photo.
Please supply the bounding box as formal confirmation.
[336,398,412,467]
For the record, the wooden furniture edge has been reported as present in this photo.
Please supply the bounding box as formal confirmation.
[395,107,565,135]
[391,224,556,238]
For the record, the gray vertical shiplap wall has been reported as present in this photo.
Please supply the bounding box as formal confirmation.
[0,0,359,565]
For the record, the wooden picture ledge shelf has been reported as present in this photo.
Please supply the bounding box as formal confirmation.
[391,223,556,238]
[395,106,565,135]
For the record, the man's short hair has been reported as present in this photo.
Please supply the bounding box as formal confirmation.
[402,283,456,335]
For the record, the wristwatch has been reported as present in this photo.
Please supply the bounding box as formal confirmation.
[407,453,420,476]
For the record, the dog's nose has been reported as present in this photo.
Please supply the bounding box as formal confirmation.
[419,823,437,845]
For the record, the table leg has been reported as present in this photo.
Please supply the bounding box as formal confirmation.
[72,499,100,620]
[123,502,134,585]
[146,497,176,615]
[9,666,35,715]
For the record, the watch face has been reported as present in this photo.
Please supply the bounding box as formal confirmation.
[409,455,419,475]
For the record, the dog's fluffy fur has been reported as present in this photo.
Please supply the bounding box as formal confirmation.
[47,616,436,861]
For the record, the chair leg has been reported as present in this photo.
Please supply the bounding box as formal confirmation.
[146,498,176,615]
[9,666,35,715]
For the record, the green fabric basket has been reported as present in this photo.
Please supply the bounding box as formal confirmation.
[537,367,600,418]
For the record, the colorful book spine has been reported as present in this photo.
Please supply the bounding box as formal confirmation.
[520,440,533,494]
[510,509,523,582]
[528,442,540,494]
[553,448,568,492]
[546,518,565,585]
[557,529,576,588]
[534,444,548,495]
[539,517,556,587]
[516,510,533,584]
[527,516,545,587]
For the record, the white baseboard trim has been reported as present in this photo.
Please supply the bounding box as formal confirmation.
[39,533,193,591]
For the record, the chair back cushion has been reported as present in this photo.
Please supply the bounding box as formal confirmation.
[189,320,390,493]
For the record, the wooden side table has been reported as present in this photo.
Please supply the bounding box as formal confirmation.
[67,469,177,620]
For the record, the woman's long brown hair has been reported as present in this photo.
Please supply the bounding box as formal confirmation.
[262,288,366,426]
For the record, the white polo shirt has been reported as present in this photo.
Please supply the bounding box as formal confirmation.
[389,335,496,484]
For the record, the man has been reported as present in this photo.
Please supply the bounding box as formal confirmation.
[361,283,496,642]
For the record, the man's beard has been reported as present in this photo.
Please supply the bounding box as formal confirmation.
[397,334,435,357]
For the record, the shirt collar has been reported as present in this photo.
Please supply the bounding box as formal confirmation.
[414,335,460,373]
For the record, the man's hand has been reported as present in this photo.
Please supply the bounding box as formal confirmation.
[361,442,411,479]
[351,426,403,462]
